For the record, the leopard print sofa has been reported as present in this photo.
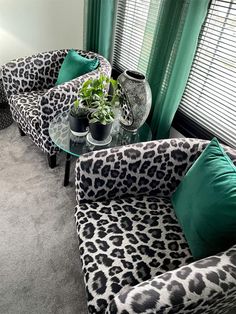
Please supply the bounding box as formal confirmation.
[75,138,236,314]
[1,49,111,156]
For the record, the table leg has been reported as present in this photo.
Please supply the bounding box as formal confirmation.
[64,153,71,186]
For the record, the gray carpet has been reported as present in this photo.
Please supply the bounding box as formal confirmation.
[1,124,236,314]
[0,123,87,314]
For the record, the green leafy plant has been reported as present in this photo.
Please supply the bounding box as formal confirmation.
[89,101,115,125]
[79,75,109,108]
[70,99,89,117]
[79,75,120,125]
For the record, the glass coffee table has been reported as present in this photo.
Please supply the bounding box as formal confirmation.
[49,111,152,186]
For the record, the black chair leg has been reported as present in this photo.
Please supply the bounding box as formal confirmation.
[18,126,26,136]
[64,153,71,186]
[48,154,57,169]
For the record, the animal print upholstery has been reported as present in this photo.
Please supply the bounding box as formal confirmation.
[75,138,236,314]
[75,138,236,204]
[108,245,236,314]
[2,49,111,155]
[10,89,47,131]
[0,76,8,104]
[75,196,194,313]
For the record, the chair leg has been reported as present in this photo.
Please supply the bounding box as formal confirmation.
[18,126,26,136]
[47,154,57,169]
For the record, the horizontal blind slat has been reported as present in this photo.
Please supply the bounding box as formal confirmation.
[178,111,236,147]
[179,99,235,134]
[181,91,236,119]
[113,0,159,74]
[180,0,236,148]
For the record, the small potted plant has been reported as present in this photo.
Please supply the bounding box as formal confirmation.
[78,75,108,109]
[69,99,89,136]
[88,103,115,142]
[87,77,119,144]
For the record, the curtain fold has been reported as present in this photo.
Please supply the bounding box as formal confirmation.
[147,0,211,139]
[83,0,117,61]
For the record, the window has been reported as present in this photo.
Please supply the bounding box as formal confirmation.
[113,0,160,74]
[178,0,236,147]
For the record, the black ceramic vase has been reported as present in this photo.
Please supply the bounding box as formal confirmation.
[89,121,113,141]
[69,112,89,136]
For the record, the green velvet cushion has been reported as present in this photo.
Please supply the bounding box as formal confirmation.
[172,138,236,260]
[56,49,99,85]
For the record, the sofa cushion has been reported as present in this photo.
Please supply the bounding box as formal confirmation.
[75,195,193,314]
[172,138,236,260]
[9,89,46,131]
[56,49,99,85]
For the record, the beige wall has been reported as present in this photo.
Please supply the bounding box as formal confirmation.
[0,0,84,66]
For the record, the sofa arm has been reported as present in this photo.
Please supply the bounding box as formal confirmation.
[39,66,111,155]
[75,138,209,204]
[1,50,66,98]
[107,245,236,314]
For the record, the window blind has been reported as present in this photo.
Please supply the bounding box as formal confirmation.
[178,0,236,148]
[113,0,161,74]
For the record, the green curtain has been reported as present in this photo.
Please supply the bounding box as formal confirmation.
[83,0,117,61]
[147,0,210,139]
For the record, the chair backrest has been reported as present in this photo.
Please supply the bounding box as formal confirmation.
[2,49,111,96]
[75,138,236,204]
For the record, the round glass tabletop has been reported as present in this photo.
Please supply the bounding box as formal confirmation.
[49,111,152,158]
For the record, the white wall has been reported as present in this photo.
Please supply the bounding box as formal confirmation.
[0,0,84,66]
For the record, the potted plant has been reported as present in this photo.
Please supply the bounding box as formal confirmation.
[78,75,108,109]
[88,103,115,142]
[86,76,119,144]
[69,74,108,136]
[69,99,89,136]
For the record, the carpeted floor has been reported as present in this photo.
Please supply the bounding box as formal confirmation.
[0,123,87,314]
[1,124,236,314]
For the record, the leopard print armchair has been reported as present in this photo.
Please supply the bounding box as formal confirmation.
[74,138,236,314]
[1,49,111,165]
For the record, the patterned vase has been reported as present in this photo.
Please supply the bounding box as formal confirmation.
[117,70,152,133]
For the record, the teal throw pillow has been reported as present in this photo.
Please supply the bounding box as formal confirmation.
[56,49,99,85]
[172,138,236,260]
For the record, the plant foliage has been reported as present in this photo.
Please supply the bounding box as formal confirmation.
[70,99,89,117]
[79,75,120,125]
